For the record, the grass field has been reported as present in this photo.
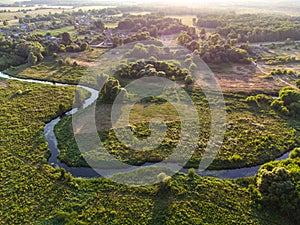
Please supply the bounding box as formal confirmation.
[31,26,76,37]
[269,43,300,59]
[0,8,66,21]
[73,5,116,11]
[4,48,107,85]
[130,11,151,16]
[5,60,86,85]
[105,22,118,28]
[0,78,295,225]
[167,15,196,27]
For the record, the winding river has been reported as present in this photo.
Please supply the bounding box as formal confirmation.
[0,72,292,179]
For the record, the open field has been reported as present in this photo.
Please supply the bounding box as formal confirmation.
[105,22,118,28]
[73,5,116,11]
[267,44,300,59]
[130,11,151,16]
[32,26,76,36]
[0,8,66,21]
[5,60,86,84]
[167,15,196,27]
[209,63,284,92]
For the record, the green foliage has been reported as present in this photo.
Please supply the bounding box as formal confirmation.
[275,87,300,117]
[97,77,122,104]
[296,79,300,88]
[0,80,77,224]
[116,60,188,81]
[248,87,300,118]
[196,13,300,43]
[289,147,300,159]
[28,51,37,65]
[118,14,188,36]
[80,42,89,51]
[5,60,87,85]
[62,32,72,45]
[246,94,272,107]
[56,90,298,170]
[184,74,195,85]
[257,163,300,222]
[269,68,296,76]
[265,55,297,65]
[0,52,25,70]
[1,9,300,225]
[15,41,45,63]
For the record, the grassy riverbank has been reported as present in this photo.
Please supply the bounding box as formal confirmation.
[55,89,299,170]
[0,78,294,224]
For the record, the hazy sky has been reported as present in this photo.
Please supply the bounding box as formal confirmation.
[129,0,294,6]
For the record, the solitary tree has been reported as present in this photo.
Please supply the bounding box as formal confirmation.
[62,32,72,45]
[28,52,37,65]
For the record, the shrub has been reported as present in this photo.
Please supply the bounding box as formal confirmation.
[80,42,89,51]
[188,168,195,178]
[289,147,300,159]
[270,99,283,110]
[296,79,300,88]
[157,172,171,193]
[184,75,195,85]
[28,52,37,65]
[57,59,64,65]
[64,57,72,66]
[246,96,257,105]
[255,94,272,105]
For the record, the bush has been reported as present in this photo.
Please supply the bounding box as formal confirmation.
[57,59,64,65]
[64,57,72,66]
[270,99,283,110]
[289,147,300,159]
[157,172,171,193]
[28,52,37,65]
[80,42,89,51]
[184,75,195,85]
[246,96,257,106]
[296,79,300,88]
[255,94,272,105]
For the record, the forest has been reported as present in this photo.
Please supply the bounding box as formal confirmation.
[196,13,300,43]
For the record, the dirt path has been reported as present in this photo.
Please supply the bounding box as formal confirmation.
[276,76,300,91]
[257,63,300,91]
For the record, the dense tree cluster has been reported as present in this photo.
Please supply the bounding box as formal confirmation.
[254,146,300,223]
[178,32,251,64]
[117,14,190,37]
[271,87,300,117]
[247,87,300,117]
[97,77,127,104]
[257,167,299,219]
[0,35,25,70]
[116,60,189,81]
[196,13,300,43]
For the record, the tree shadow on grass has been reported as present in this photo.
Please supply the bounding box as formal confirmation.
[149,194,173,225]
